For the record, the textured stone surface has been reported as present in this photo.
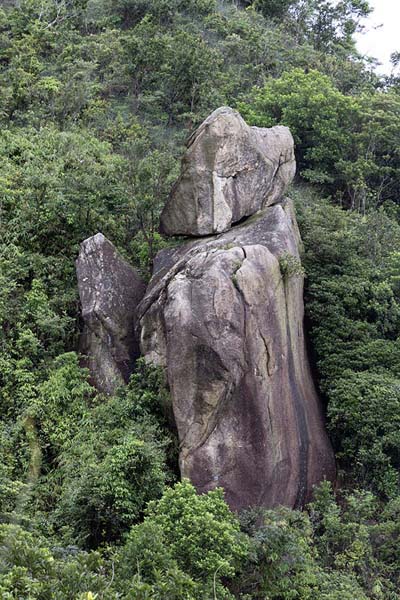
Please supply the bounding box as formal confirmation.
[77,233,146,395]
[138,201,335,511]
[160,106,296,237]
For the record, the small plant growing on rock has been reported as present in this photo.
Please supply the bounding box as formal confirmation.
[279,252,305,279]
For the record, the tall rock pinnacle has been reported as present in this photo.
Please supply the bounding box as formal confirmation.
[138,108,335,510]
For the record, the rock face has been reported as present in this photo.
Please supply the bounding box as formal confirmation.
[160,106,296,237]
[138,201,336,511]
[77,233,146,395]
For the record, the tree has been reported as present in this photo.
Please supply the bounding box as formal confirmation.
[54,362,174,547]
[116,480,248,598]
[240,69,400,209]
[239,69,360,188]
[239,0,298,19]
[0,524,112,599]
[297,192,400,495]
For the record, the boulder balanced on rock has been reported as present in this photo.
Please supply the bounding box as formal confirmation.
[161,106,296,236]
[139,107,335,510]
[76,233,145,395]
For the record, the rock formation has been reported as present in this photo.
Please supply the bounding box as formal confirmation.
[161,106,296,237]
[76,106,335,511]
[138,203,335,510]
[76,233,146,395]
[138,107,335,510]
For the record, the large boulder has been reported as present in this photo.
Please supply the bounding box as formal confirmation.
[160,106,296,237]
[138,201,335,511]
[77,233,146,395]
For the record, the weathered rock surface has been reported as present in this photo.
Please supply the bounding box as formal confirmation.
[77,233,146,395]
[138,201,336,511]
[160,106,296,237]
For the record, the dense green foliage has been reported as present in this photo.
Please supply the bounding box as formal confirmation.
[240,69,400,209]
[295,194,400,497]
[116,479,248,599]
[1,0,400,597]
[2,480,400,598]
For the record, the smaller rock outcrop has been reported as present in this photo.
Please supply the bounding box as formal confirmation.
[76,233,145,395]
[160,106,296,237]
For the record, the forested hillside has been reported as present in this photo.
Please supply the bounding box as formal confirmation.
[1,1,400,598]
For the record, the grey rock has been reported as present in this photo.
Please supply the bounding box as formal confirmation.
[160,107,296,237]
[77,233,146,395]
[138,201,335,511]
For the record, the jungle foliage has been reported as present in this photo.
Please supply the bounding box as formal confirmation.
[1,0,400,598]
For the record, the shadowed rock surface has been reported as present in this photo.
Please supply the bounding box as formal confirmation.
[160,106,296,236]
[77,233,146,395]
[138,201,336,511]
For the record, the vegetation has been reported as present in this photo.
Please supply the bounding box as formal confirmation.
[295,193,400,498]
[240,69,400,209]
[1,0,400,597]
